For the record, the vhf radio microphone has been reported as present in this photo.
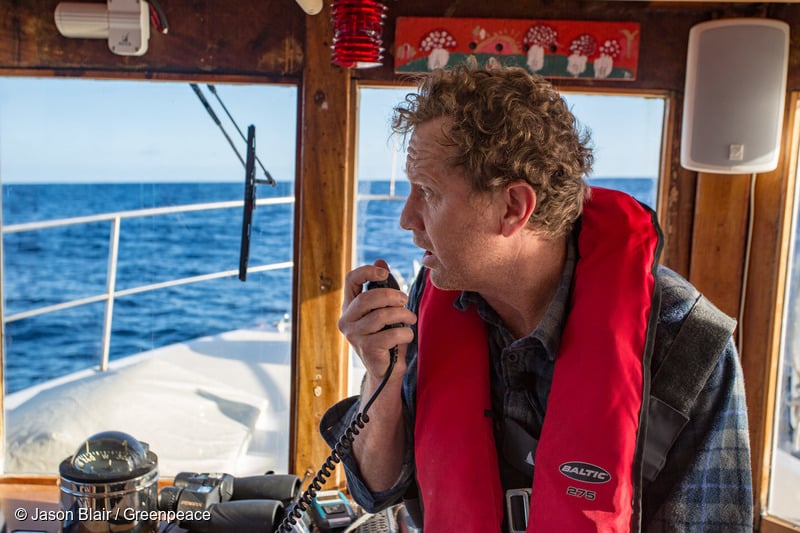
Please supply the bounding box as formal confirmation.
[278,270,403,532]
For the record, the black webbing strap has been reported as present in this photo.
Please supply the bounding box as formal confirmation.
[641,294,737,483]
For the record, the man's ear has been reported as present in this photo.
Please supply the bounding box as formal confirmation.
[501,181,536,237]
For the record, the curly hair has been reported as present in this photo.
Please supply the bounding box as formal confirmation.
[392,64,593,239]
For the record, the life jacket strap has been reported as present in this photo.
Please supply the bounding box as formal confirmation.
[642,294,736,482]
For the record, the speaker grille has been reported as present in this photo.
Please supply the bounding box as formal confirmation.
[681,18,789,174]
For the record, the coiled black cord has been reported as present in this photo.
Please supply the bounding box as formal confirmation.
[278,347,398,532]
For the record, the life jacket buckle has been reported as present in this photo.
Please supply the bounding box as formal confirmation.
[505,487,532,533]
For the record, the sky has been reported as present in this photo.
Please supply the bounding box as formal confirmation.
[0,77,664,184]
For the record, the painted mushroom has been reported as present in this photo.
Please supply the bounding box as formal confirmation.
[420,29,458,70]
[523,24,558,73]
[595,38,622,78]
[567,33,597,77]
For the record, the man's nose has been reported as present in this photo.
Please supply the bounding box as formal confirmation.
[399,198,420,232]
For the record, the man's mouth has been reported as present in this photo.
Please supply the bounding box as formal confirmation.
[421,249,436,268]
[413,235,432,255]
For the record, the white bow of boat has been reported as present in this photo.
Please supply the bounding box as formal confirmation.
[5,327,292,477]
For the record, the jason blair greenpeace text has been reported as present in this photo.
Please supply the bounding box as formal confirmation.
[27,506,212,523]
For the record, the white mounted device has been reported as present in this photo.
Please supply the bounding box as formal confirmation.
[295,0,322,15]
[54,0,150,56]
[681,18,790,174]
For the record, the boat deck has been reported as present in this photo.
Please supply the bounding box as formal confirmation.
[5,328,293,478]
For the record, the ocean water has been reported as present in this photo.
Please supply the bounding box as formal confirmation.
[2,182,296,394]
[1,178,655,394]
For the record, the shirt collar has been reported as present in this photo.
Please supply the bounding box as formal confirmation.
[455,232,577,361]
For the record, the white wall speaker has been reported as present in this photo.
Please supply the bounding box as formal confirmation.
[681,18,789,174]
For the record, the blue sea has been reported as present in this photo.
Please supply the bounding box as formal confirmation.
[1,178,655,394]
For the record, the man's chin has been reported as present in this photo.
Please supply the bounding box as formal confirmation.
[427,269,459,291]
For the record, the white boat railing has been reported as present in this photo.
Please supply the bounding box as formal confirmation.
[1,197,295,371]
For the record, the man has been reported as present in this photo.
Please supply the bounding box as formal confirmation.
[321,65,752,532]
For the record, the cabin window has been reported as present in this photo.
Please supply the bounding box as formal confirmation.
[349,87,417,394]
[769,153,800,524]
[349,86,665,394]
[0,78,298,477]
[566,93,664,210]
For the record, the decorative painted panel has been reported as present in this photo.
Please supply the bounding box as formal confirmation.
[395,17,640,80]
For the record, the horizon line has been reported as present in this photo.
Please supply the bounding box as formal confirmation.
[0,176,655,185]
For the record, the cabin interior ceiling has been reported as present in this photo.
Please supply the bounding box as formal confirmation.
[0,1,798,89]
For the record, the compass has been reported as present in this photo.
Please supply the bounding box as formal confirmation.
[59,430,159,533]
[69,431,151,479]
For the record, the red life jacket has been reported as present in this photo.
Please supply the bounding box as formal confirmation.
[414,187,661,532]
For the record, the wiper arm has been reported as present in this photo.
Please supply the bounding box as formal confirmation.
[189,83,276,187]
[207,84,276,187]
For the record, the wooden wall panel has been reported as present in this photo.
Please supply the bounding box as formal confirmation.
[658,93,696,277]
[291,1,354,484]
[352,1,800,91]
[741,95,799,526]
[4,2,799,88]
[689,173,751,319]
[0,0,305,79]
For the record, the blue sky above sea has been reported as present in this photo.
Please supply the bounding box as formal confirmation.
[0,78,663,184]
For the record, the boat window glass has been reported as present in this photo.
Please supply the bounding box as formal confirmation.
[769,137,800,525]
[567,93,663,209]
[349,86,665,395]
[0,78,297,477]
